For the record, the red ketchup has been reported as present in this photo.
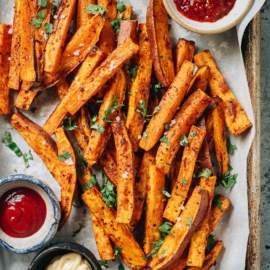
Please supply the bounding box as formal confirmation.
[174,0,237,23]
[0,187,46,238]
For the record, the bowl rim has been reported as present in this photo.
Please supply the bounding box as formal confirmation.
[28,242,102,270]
[0,174,60,254]
[163,0,254,34]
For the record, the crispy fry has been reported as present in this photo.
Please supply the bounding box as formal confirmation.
[186,65,210,98]
[205,109,214,152]
[209,195,230,234]
[117,20,138,46]
[44,0,77,74]
[19,0,36,82]
[122,5,133,19]
[9,112,63,186]
[56,77,69,99]
[156,89,212,174]
[91,213,115,261]
[14,82,38,110]
[63,38,139,115]
[43,48,106,135]
[139,61,194,151]
[99,148,118,187]
[81,187,147,269]
[126,23,152,151]
[194,50,252,136]
[8,0,21,90]
[149,187,208,270]
[212,97,229,175]
[84,69,126,166]
[146,0,175,86]
[129,148,156,230]
[112,121,135,224]
[144,164,165,255]
[175,38,195,74]
[188,241,223,270]
[163,126,206,222]
[55,127,77,229]
[167,248,188,270]
[98,0,117,20]
[0,24,12,114]
[187,176,217,267]
[77,0,96,29]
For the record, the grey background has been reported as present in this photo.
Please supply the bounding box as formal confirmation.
[261,0,270,268]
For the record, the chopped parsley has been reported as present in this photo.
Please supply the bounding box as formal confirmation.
[44,22,53,33]
[213,197,223,210]
[102,95,123,123]
[197,168,212,179]
[149,238,164,258]
[218,166,238,190]
[58,150,72,161]
[190,131,197,137]
[98,260,109,268]
[91,124,105,134]
[72,223,85,237]
[86,4,108,15]
[63,117,78,130]
[116,1,125,13]
[114,246,122,257]
[159,135,170,146]
[118,264,125,270]
[206,235,215,253]
[127,64,138,78]
[23,150,33,168]
[38,0,48,7]
[82,174,97,190]
[181,179,188,184]
[111,17,122,34]
[152,83,162,93]
[159,222,173,237]
[180,135,188,146]
[136,99,160,121]
[164,123,170,130]
[73,143,88,178]
[162,190,171,198]
[226,137,237,155]
[100,175,117,208]
[30,10,46,28]
[186,217,193,227]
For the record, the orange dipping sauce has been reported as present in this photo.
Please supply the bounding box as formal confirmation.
[0,187,46,238]
[174,0,237,23]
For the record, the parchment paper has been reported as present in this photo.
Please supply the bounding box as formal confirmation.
[0,0,263,269]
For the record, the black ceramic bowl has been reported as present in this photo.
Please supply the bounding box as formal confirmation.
[28,242,101,270]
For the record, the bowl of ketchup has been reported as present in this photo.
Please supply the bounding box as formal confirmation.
[0,174,60,253]
[163,0,253,34]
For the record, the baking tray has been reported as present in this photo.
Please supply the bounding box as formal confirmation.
[242,12,261,270]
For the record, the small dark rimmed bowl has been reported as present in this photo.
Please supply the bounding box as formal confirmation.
[28,242,102,270]
[0,174,60,254]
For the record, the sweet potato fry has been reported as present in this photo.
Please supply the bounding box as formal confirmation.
[63,38,139,115]
[194,50,252,136]
[208,195,230,234]
[77,0,96,29]
[56,77,69,99]
[187,176,217,267]
[98,0,117,20]
[163,126,206,222]
[8,0,21,90]
[9,112,63,186]
[129,148,156,230]
[126,23,152,151]
[205,109,214,152]
[212,98,229,175]
[149,187,208,270]
[146,0,175,86]
[156,89,212,174]
[91,213,115,261]
[81,187,147,269]
[175,38,195,74]
[84,69,126,166]
[144,164,165,255]
[117,20,138,46]
[112,121,135,224]
[43,48,106,135]
[44,0,77,74]
[167,248,188,270]
[55,127,76,229]
[19,0,36,82]
[139,60,194,151]
[99,148,118,187]
[0,24,12,114]
[188,241,223,270]
[186,65,210,98]
[122,5,133,19]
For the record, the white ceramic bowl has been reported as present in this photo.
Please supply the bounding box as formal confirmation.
[163,0,253,34]
[0,174,60,253]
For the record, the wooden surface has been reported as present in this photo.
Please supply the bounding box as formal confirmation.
[242,12,261,270]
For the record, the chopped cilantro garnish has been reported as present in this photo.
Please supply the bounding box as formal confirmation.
[206,235,215,253]
[98,260,109,268]
[102,95,123,123]
[114,246,122,257]
[160,135,170,146]
[111,17,122,34]
[38,0,48,7]
[226,137,237,155]
[180,135,188,146]
[63,117,78,130]
[82,174,97,190]
[162,190,171,198]
[30,10,46,28]
[213,197,223,210]
[116,1,125,13]
[164,123,170,130]
[72,223,85,237]
[86,4,108,15]
[181,179,188,184]
[100,174,117,208]
[218,166,238,190]
[149,238,164,258]
[186,217,193,227]
[118,264,125,270]
[127,64,138,78]
[58,150,72,161]
[197,168,212,179]
[44,22,53,33]
[159,222,173,237]
[190,131,197,137]
[91,124,105,134]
